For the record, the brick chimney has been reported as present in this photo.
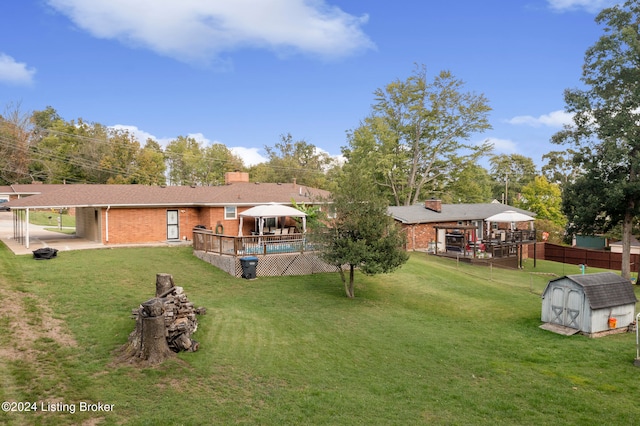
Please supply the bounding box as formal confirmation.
[424,198,442,213]
[224,171,249,184]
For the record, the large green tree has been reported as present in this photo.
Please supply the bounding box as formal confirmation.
[441,160,494,203]
[552,0,640,279]
[165,136,203,185]
[32,117,111,183]
[541,149,579,186]
[101,128,142,184]
[249,133,332,189]
[513,175,565,226]
[0,103,33,184]
[134,139,167,185]
[197,143,244,186]
[313,165,408,298]
[165,136,244,186]
[488,154,537,205]
[343,65,492,206]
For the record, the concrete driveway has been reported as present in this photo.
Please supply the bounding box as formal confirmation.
[0,211,192,256]
[0,211,105,255]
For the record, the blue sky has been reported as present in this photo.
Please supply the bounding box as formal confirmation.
[0,0,621,167]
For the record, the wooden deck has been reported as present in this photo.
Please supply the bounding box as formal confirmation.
[192,229,338,277]
[432,228,536,269]
[192,229,312,256]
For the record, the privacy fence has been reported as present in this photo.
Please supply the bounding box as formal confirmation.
[542,243,639,273]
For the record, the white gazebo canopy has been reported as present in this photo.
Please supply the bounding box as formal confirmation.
[238,203,307,236]
[485,210,535,223]
[485,210,535,231]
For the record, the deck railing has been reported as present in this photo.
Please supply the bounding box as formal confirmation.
[193,229,311,256]
[445,229,537,259]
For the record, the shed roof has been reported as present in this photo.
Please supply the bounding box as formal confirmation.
[4,183,329,209]
[545,272,637,309]
[388,203,536,224]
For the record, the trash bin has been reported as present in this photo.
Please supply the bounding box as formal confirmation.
[32,247,58,260]
[240,256,258,279]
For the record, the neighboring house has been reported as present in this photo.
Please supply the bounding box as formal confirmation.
[609,236,640,255]
[388,199,536,252]
[4,173,329,247]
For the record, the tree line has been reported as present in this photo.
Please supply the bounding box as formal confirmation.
[0,100,566,223]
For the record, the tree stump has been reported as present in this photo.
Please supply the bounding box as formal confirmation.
[140,314,173,365]
[115,273,203,367]
[142,297,165,317]
[155,273,175,297]
[117,297,174,366]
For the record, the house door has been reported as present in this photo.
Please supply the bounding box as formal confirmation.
[549,285,583,329]
[167,210,179,240]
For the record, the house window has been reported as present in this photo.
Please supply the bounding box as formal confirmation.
[224,206,237,220]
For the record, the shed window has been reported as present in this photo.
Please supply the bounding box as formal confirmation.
[224,206,237,220]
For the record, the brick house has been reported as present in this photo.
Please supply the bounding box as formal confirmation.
[388,199,536,253]
[4,173,329,247]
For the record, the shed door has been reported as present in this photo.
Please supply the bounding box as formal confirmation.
[167,210,179,240]
[550,287,565,325]
[549,285,583,329]
[565,289,583,329]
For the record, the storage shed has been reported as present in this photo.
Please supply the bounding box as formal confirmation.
[541,272,637,337]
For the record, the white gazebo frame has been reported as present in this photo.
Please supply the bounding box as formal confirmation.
[238,203,307,236]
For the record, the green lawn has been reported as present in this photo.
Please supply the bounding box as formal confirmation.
[0,245,639,425]
[26,211,76,228]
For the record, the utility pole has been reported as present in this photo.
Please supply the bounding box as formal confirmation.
[504,175,508,205]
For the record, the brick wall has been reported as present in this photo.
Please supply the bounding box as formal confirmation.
[100,206,252,244]
[402,221,460,251]
[400,220,533,251]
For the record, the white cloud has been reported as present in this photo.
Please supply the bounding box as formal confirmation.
[45,0,374,64]
[186,132,212,145]
[547,0,620,13]
[506,110,573,128]
[111,124,268,166]
[0,53,36,86]
[485,137,517,154]
[230,146,268,166]
[110,124,160,144]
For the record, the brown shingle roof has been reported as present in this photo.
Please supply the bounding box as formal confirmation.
[5,183,330,209]
[0,184,69,196]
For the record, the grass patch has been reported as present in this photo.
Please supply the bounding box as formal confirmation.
[0,244,639,425]
[28,211,76,227]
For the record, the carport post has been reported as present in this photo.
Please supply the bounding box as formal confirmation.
[25,208,30,249]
